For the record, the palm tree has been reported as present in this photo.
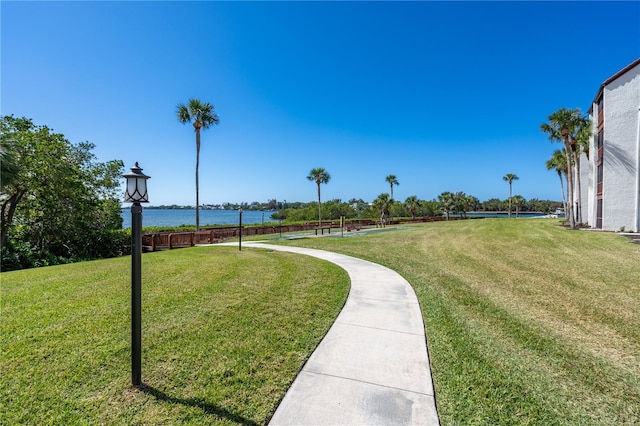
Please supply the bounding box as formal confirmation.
[307,168,330,227]
[385,174,399,200]
[404,195,420,220]
[177,98,220,231]
[373,193,392,227]
[511,194,526,217]
[573,120,592,224]
[541,108,591,229]
[438,191,455,220]
[546,149,568,215]
[456,193,478,219]
[503,173,519,218]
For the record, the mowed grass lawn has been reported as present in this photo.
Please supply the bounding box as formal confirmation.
[3,219,639,425]
[278,218,640,425]
[1,247,349,425]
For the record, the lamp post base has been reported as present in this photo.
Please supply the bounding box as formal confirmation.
[131,203,142,387]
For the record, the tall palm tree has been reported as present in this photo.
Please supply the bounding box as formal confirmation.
[573,120,592,224]
[307,168,330,227]
[546,149,568,215]
[177,99,219,231]
[385,174,399,200]
[541,108,590,229]
[503,173,519,218]
[404,195,420,219]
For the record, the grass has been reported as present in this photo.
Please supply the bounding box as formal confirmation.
[1,247,349,425]
[273,218,640,425]
[4,219,639,425]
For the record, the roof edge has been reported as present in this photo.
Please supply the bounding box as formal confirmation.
[589,57,640,114]
[601,57,640,87]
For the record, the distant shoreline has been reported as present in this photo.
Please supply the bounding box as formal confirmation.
[125,206,273,211]
[120,209,275,229]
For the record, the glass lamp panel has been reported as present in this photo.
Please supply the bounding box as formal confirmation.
[125,177,149,202]
[136,177,149,202]
[125,178,137,202]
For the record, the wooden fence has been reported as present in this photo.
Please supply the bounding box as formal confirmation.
[141,216,455,252]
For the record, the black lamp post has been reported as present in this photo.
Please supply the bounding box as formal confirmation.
[238,207,243,251]
[123,162,150,387]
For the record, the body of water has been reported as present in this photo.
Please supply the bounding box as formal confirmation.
[121,209,276,229]
[121,209,552,229]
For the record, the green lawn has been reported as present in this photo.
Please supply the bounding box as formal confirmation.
[276,218,640,425]
[3,219,639,425]
[1,247,349,425]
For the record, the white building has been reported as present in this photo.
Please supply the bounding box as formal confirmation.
[584,58,640,232]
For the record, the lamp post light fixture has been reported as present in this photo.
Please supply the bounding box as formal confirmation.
[123,162,150,387]
[238,207,243,251]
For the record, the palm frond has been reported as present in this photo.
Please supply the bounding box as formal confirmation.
[503,173,519,183]
[546,149,568,172]
[307,167,330,184]
[177,99,220,128]
[176,104,191,123]
[385,174,399,185]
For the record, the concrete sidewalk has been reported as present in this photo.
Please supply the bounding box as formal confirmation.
[237,242,439,425]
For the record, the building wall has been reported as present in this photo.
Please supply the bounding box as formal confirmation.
[586,108,598,228]
[599,63,640,232]
[578,151,590,224]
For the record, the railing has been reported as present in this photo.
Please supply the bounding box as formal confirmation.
[141,216,456,252]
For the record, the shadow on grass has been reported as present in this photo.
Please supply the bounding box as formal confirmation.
[140,384,259,426]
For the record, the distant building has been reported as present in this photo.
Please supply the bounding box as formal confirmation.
[584,58,640,232]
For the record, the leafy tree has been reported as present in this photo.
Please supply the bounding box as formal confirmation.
[385,174,399,200]
[482,198,505,212]
[323,199,357,220]
[1,115,125,270]
[0,139,19,191]
[546,149,568,215]
[503,173,519,218]
[419,200,441,217]
[177,99,220,231]
[273,199,356,223]
[404,195,421,219]
[273,207,308,222]
[348,198,368,213]
[541,108,591,229]
[307,168,330,227]
[266,199,278,210]
[526,198,556,213]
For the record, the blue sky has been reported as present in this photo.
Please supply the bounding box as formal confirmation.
[2,1,639,206]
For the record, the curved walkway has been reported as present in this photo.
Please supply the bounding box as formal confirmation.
[238,242,439,425]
